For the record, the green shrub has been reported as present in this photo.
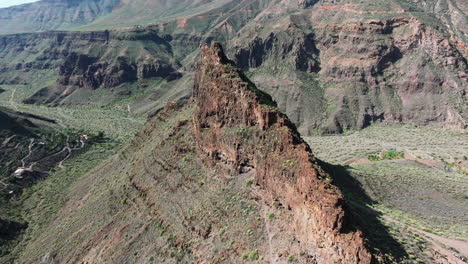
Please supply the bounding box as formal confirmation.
[241,249,260,261]
[368,150,404,161]
[268,213,275,220]
[382,151,404,160]
[245,179,253,187]
[368,154,380,161]
[248,249,259,260]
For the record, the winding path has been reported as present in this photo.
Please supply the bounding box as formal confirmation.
[9,88,18,111]
[20,139,36,168]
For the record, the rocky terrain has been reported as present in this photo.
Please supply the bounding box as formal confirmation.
[0,42,380,264]
[0,30,186,106]
[0,106,96,258]
[1,42,464,264]
[0,1,466,263]
[192,42,372,263]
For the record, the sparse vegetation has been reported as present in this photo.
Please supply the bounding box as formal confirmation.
[245,179,253,187]
[268,213,275,220]
[288,255,296,262]
[368,150,404,161]
[241,249,260,261]
[306,125,468,262]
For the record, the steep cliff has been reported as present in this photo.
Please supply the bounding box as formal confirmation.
[0,29,185,106]
[193,42,373,263]
[228,0,467,133]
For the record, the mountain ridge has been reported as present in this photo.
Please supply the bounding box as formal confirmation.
[192,42,374,262]
[0,41,395,264]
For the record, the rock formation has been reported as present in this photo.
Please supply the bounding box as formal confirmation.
[193,42,374,263]
[1,42,382,264]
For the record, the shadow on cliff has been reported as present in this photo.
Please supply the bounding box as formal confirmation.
[319,160,410,261]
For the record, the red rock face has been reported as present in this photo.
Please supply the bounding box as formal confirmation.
[192,42,374,263]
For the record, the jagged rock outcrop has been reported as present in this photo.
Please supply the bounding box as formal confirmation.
[193,42,374,263]
[57,53,180,90]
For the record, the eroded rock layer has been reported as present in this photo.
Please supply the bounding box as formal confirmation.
[192,42,373,263]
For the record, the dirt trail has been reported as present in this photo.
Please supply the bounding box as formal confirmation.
[58,136,85,168]
[2,135,16,146]
[14,134,86,177]
[20,139,36,168]
[384,216,468,263]
[9,88,18,111]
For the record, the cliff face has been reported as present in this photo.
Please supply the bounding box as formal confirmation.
[229,0,467,133]
[0,29,184,105]
[3,43,383,264]
[192,42,373,263]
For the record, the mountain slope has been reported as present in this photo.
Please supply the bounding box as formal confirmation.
[0,107,91,259]
[0,29,186,107]
[227,0,467,133]
[0,0,121,35]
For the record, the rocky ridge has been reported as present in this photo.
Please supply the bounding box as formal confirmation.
[0,42,388,264]
[192,42,373,263]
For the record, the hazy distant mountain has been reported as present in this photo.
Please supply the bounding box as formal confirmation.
[0,0,121,34]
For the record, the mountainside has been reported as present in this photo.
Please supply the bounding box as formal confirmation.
[0,0,466,134]
[0,29,189,107]
[0,0,120,35]
[0,107,92,258]
[0,1,466,263]
[1,42,386,264]
[226,0,467,133]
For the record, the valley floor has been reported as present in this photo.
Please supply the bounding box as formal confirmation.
[0,83,146,141]
[306,125,468,263]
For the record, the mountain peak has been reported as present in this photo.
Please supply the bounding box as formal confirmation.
[200,41,231,66]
